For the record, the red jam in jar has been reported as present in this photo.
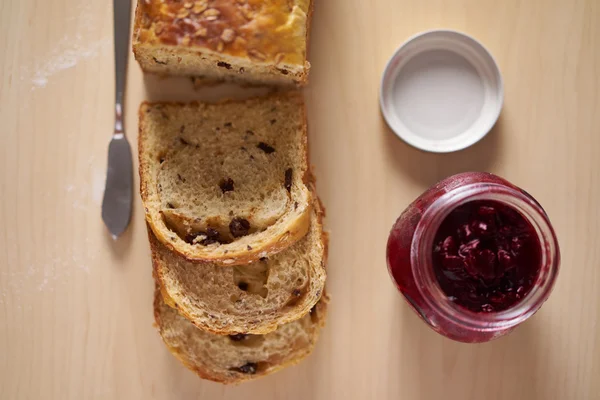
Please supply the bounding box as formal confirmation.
[432,200,542,313]
[387,173,560,342]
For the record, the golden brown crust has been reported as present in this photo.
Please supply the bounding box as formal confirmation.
[305,168,330,271]
[304,0,314,69]
[149,204,312,265]
[134,0,311,68]
[138,92,313,266]
[317,209,329,270]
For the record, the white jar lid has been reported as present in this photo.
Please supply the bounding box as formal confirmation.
[380,30,503,153]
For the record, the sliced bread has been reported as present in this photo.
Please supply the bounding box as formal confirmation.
[154,286,328,384]
[151,198,327,335]
[139,92,313,266]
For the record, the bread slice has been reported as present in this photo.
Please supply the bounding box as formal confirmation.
[151,197,327,334]
[154,286,328,384]
[133,0,314,86]
[139,92,313,266]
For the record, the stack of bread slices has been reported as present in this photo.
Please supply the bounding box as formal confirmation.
[138,92,328,384]
[134,0,326,384]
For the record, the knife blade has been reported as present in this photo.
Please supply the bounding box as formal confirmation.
[102,132,133,238]
[102,0,133,239]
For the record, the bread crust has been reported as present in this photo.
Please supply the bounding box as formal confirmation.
[138,92,313,266]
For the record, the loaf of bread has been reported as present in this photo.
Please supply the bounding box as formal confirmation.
[154,286,328,384]
[133,0,314,86]
[151,196,327,334]
[139,92,313,266]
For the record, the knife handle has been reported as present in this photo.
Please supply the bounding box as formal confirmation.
[114,0,132,133]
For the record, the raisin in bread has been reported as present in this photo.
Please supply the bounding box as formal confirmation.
[154,286,328,384]
[133,0,314,86]
[139,92,313,266]
[151,198,327,334]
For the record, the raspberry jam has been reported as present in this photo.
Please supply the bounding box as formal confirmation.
[432,201,541,313]
[387,173,560,342]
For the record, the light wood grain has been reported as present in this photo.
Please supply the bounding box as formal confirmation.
[1,0,599,399]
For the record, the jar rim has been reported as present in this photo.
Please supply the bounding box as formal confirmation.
[410,182,560,332]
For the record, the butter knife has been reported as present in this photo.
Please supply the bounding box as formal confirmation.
[102,0,133,239]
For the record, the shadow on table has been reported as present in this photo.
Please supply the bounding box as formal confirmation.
[141,74,274,103]
[102,205,138,261]
[382,113,505,186]
[395,293,557,400]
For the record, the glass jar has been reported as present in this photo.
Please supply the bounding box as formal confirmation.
[386,172,560,342]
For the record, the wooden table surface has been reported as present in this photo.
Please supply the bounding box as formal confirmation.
[2,0,599,399]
